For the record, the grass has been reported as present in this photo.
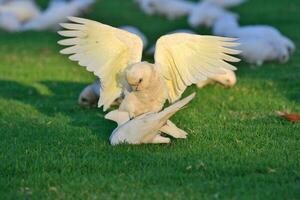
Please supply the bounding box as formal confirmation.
[0,0,300,199]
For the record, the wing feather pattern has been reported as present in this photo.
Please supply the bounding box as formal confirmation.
[155,33,240,102]
[58,17,143,110]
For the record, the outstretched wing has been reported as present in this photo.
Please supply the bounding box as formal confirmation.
[154,33,240,102]
[58,17,143,111]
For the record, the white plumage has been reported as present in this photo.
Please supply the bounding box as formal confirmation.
[58,17,240,144]
[213,13,295,65]
[135,0,195,20]
[196,69,237,88]
[22,0,94,31]
[237,38,288,66]
[107,93,195,145]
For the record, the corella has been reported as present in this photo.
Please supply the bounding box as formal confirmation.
[58,17,240,144]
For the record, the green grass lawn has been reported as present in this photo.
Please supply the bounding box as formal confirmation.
[1,0,300,199]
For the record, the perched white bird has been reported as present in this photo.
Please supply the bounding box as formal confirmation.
[58,17,239,142]
[146,29,197,55]
[196,69,237,88]
[106,93,195,145]
[0,0,41,23]
[204,0,246,8]
[22,0,94,31]
[188,2,237,28]
[0,11,21,31]
[120,26,148,49]
[136,0,195,20]
[213,13,295,65]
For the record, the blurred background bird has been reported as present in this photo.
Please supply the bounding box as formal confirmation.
[22,0,95,31]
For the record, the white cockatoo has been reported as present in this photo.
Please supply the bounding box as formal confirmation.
[58,17,240,143]
[237,37,290,66]
[204,0,246,8]
[196,69,236,88]
[135,0,195,20]
[22,0,94,31]
[120,26,148,50]
[0,0,41,23]
[188,2,237,28]
[213,13,295,65]
[107,93,195,145]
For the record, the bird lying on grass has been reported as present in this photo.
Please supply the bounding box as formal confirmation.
[58,17,240,144]
[107,93,195,145]
[135,0,195,20]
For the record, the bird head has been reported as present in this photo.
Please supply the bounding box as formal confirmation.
[126,61,154,91]
[213,70,237,88]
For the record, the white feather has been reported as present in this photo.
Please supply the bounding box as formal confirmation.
[108,93,195,145]
[213,13,295,65]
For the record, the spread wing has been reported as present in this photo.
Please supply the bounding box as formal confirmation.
[58,17,143,111]
[154,33,240,102]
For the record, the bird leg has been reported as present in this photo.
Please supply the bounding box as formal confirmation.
[160,120,188,139]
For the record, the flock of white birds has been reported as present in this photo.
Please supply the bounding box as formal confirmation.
[0,0,94,31]
[0,0,296,144]
[0,0,295,66]
[135,0,295,66]
[0,0,296,106]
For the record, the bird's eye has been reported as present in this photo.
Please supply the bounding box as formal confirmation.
[138,78,143,83]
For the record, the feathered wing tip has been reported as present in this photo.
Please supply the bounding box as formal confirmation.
[57,16,144,111]
[154,33,241,103]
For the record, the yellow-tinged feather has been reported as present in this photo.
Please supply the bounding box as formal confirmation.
[58,17,143,110]
[155,33,240,102]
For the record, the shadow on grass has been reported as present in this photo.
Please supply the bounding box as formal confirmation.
[0,80,116,141]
